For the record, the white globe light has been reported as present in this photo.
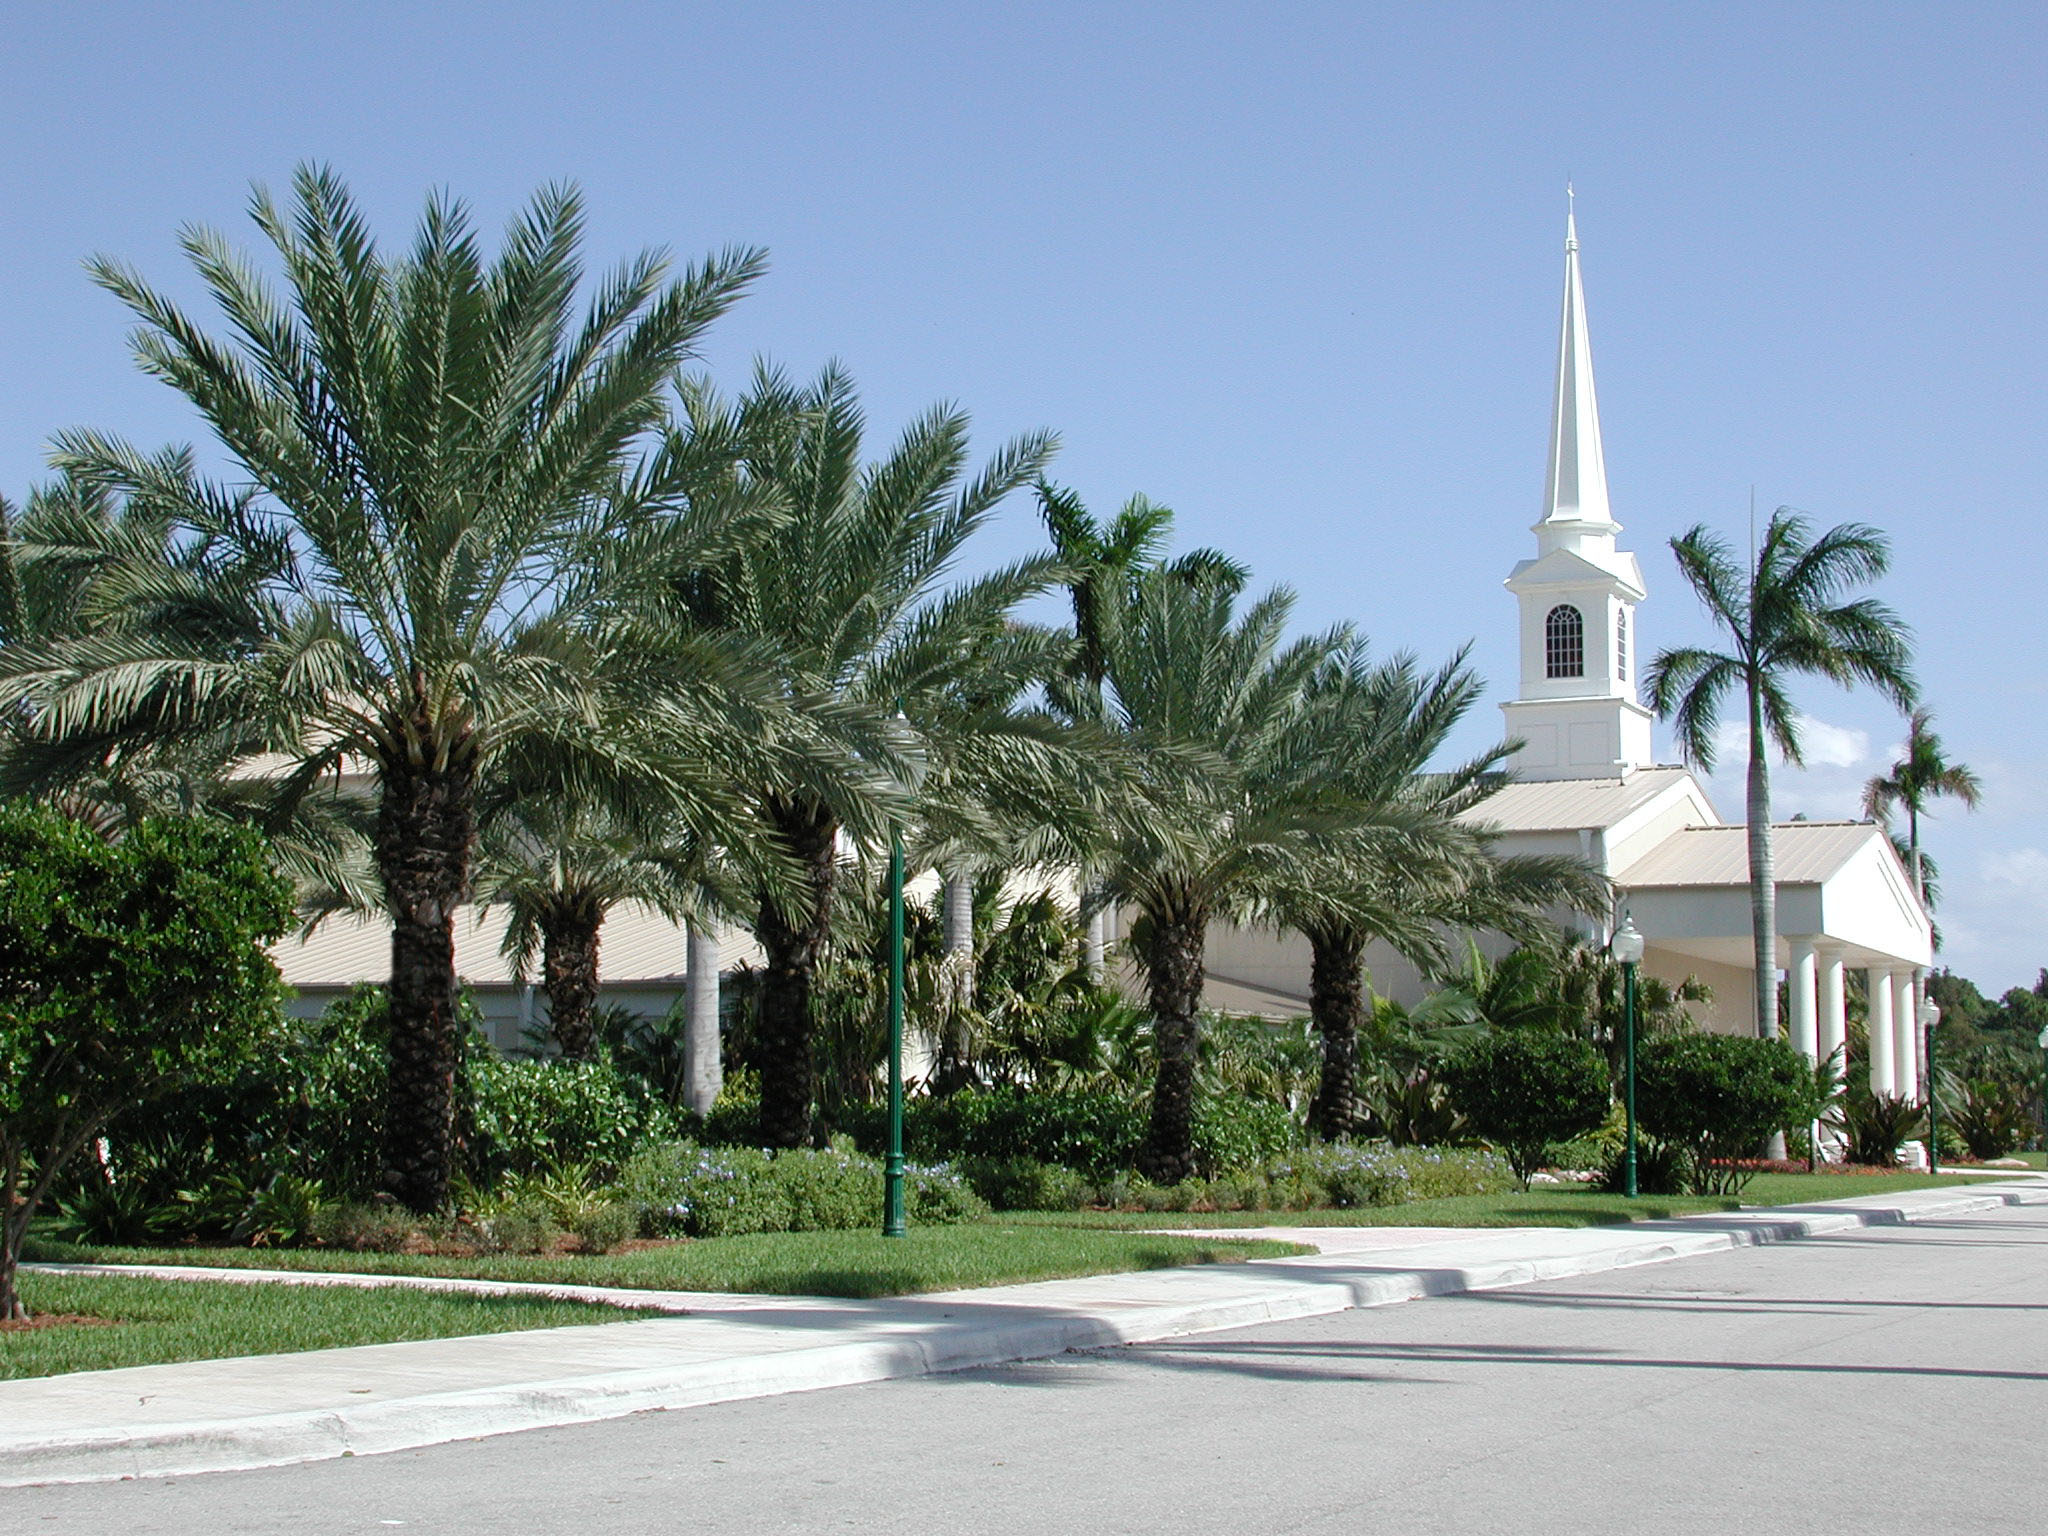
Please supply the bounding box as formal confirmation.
[1611,917,1646,966]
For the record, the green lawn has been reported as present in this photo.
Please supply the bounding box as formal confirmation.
[1,1270,652,1382]
[24,1225,1306,1300]
[1001,1170,2018,1231]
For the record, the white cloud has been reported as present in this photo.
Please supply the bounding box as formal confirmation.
[1701,713,1876,823]
[1983,847,2048,898]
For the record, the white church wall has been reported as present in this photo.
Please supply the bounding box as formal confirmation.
[1642,949,1755,1036]
[1818,842,1934,968]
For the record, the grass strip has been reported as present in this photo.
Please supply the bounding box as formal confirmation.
[1,1271,653,1382]
[25,1226,1306,1300]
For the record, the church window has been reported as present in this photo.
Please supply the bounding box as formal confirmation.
[1545,604,1584,678]
[1615,607,1628,681]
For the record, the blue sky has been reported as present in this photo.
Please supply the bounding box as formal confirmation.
[4,3,2042,991]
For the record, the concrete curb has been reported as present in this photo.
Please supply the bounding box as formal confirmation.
[5,1182,2039,1487]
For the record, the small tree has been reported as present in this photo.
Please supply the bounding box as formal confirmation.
[0,806,292,1319]
[1438,1031,1610,1184]
[1636,1033,1819,1194]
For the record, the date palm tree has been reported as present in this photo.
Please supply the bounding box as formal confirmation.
[1093,567,1416,1180]
[1863,707,1980,911]
[1646,510,1915,1039]
[1274,642,1605,1139]
[0,167,766,1210]
[657,362,1064,1146]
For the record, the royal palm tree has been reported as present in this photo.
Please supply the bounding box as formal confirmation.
[0,168,766,1209]
[1863,707,1980,910]
[657,362,1065,1146]
[1646,510,1915,1039]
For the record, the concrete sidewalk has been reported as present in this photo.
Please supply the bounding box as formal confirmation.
[4,1181,2040,1488]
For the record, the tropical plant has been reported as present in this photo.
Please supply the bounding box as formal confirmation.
[1646,510,1916,1039]
[0,804,294,1319]
[1089,565,1364,1181]
[0,169,768,1211]
[1271,641,1606,1139]
[1436,1030,1611,1183]
[1862,707,1980,911]
[1637,1032,1823,1193]
[657,362,1064,1147]
[1842,1088,1928,1167]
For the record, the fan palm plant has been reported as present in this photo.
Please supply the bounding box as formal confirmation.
[1863,707,1979,910]
[656,362,1066,1146]
[1646,511,1915,1039]
[0,168,767,1210]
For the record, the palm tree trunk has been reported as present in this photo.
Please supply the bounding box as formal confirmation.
[683,920,723,1117]
[1139,902,1209,1184]
[375,737,477,1214]
[1908,803,1923,907]
[539,896,604,1060]
[1307,924,1367,1141]
[755,798,838,1148]
[1746,681,1779,1040]
[942,870,975,1006]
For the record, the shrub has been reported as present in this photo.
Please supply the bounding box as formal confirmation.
[1638,1033,1818,1193]
[312,1202,418,1253]
[461,1051,674,1186]
[1594,1135,1688,1196]
[959,1155,1094,1211]
[1438,1032,1611,1182]
[1842,1090,1927,1168]
[1943,1075,2034,1161]
[1190,1096,1300,1175]
[617,1140,981,1237]
[481,1200,561,1255]
[565,1200,637,1255]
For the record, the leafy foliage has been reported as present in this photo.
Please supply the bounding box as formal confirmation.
[1636,1033,1822,1193]
[0,805,293,1317]
[1437,1032,1611,1182]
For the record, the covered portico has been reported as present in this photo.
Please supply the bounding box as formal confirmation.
[1615,820,1935,1094]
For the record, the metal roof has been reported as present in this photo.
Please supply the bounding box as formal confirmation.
[1615,820,1881,888]
[1460,765,1697,833]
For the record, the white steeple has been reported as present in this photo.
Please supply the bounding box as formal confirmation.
[1538,192,1617,548]
[1501,196,1654,782]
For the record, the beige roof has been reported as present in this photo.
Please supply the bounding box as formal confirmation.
[1615,820,1881,888]
[1461,765,1696,834]
[276,902,753,990]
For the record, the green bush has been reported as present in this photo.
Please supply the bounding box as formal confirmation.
[312,1202,418,1253]
[958,1155,1095,1212]
[1638,1033,1819,1193]
[1438,1032,1611,1182]
[461,1051,674,1185]
[1190,1095,1300,1174]
[617,1140,982,1237]
[1842,1089,1927,1168]
[1943,1074,2034,1160]
[1594,1135,1688,1196]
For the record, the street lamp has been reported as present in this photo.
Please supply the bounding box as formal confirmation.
[1918,993,1941,1177]
[882,828,907,1238]
[1611,917,1646,1198]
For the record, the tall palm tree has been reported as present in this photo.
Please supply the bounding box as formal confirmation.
[1036,481,1245,973]
[1093,567,1393,1181]
[658,362,1065,1146]
[1274,643,1605,1140]
[0,168,766,1210]
[1646,510,1915,1039]
[1863,707,1980,910]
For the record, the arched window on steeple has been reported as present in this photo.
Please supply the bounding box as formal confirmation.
[1615,607,1628,681]
[1545,604,1584,678]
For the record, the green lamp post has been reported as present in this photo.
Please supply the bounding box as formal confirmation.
[1612,916,1646,1198]
[882,830,908,1238]
[1919,993,1941,1176]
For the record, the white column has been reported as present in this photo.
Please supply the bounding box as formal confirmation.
[1867,967,1896,1097]
[1817,947,1848,1078]
[1893,968,1920,1102]
[1787,937,1819,1063]
[682,919,723,1117]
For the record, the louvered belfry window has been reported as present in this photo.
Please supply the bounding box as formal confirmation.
[1545,604,1585,678]
[1615,607,1628,681]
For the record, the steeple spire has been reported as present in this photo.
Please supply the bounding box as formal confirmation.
[1539,193,1615,539]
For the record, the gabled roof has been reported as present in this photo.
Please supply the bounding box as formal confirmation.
[1615,820,1882,888]
[1462,765,1698,834]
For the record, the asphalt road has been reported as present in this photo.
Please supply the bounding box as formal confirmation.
[10,1202,2044,1535]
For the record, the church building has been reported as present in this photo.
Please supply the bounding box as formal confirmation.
[1197,205,1934,1095]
